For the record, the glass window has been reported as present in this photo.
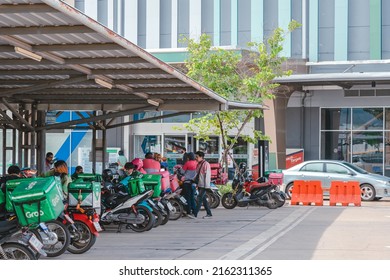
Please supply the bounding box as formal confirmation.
[352,108,383,130]
[199,137,219,158]
[162,111,191,123]
[134,135,162,159]
[300,163,323,172]
[321,108,351,130]
[321,131,351,162]
[164,135,186,157]
[133,111,161,123]
[326,163,349,174]
[352,131,383,174]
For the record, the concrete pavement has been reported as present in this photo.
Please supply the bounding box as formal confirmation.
[47,199,390,260]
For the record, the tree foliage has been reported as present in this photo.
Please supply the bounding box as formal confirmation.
[180,21,301,170]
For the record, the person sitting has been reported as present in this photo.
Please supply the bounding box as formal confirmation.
[42,160,72,198]
[131,158,147,174]
[71,165,83,180]
[0,165,21,216]
[143,152,161,173]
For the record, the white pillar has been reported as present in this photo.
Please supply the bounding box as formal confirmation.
[189,0,202,40]
[146,0,160,49]
[123,0,138,43]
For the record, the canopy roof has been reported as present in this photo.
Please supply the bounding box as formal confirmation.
[0,0,264,115]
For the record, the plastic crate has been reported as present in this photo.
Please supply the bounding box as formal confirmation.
[10,177,64,226]
[68,180,101,208]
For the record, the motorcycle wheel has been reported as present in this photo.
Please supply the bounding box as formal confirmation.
[160,203,170,225]
[31,220,71,257]
[126,205,155,233]
[0,242,37,260]
[266,198,279,209]
[168,199,183,220]
[152,209,163,228]
[221,192,238,209]
[67,221,97,254]
[272,192,286,207]
[209,192,220,209]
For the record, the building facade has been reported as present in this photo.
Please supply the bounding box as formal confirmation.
[50,0,390,176]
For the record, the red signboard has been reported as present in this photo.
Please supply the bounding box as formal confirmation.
[286,149,304,169]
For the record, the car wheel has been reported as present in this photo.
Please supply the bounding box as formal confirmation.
[285,183,294,199]
[360,183,376,201]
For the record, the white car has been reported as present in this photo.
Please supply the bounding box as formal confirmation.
[282,160,390,201]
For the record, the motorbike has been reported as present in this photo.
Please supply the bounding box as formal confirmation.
[161,183,188,220]
[30,219,71,257]
[100,185,155,233]
[206,182,221,209]
[0,217,46,260]
[61,202,101,254]
[221,163,286,210]
[101,169,168,229]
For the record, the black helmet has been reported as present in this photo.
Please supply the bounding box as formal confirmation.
[102,169,113,182]
[239,162,247,172]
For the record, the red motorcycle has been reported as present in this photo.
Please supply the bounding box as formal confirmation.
[221,163,286,209]
[61,201,101,254]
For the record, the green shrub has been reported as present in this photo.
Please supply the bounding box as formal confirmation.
[217,183,232,195]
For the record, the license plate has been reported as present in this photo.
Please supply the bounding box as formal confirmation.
[157,201,164,209]
[179,196,187,204]
[93,221,103,232]
[64,214,74,224]
[39,222,48,231]
[29,234,43,252]
[166,201,174,211]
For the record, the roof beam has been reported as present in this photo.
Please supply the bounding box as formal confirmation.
[0,57,148,65]
[0,78,184,85]
[0,69,167,76]
[0,98,34,131]
[0,4,57,14]
[0,26,94,35]
[35,105,155,131]
[0,75,88,96]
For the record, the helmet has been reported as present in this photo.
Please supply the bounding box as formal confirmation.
[102,169,113,182]
[131,158,143,171]
[238,162,247,172]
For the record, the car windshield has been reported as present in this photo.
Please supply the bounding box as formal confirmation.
[342,162,369,174]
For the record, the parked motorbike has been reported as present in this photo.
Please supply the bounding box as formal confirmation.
[30,219,71,257]
[206,182,221,209]
[221,163,286,210]
[0,217,46,260]
[100,185,155,233]
[61,202,101,254]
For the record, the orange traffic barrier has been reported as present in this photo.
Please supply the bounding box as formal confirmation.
[329,181,361,206]
[290,180,323,206]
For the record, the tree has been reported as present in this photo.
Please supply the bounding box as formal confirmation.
[180,21,301,172]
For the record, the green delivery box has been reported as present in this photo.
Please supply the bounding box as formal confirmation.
[142,174,162,198]
[127,178,145,196]
[74,173,102,182]
[10,177,64,226]
[5,180,21,212]
[68,180,101,208]
[0,191,4,206]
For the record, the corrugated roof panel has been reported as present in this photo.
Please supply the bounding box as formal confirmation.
[0,0,263,113]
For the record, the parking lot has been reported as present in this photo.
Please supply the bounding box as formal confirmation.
[48,199,390,260]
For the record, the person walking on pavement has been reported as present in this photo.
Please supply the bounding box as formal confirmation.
[193,151,212,219]
[181,152,197,218]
